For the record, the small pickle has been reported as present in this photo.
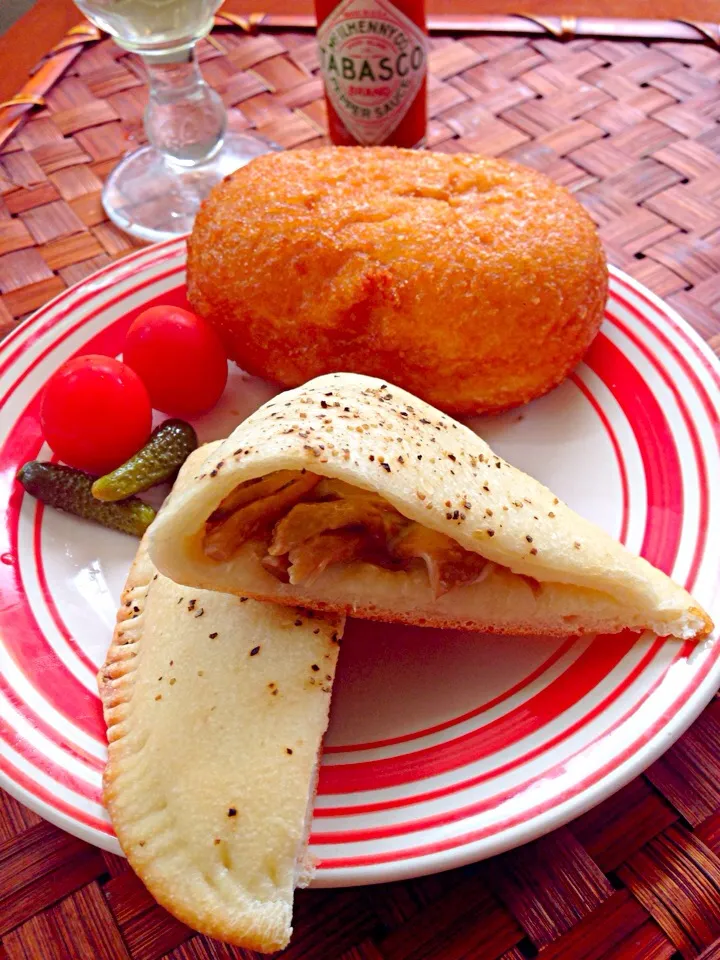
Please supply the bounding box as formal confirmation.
[91,419,197,502]
[18,462,155,537]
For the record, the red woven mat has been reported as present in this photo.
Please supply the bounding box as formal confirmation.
[1,23,720,960]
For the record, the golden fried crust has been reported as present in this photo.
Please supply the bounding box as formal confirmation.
[187,147,608,416]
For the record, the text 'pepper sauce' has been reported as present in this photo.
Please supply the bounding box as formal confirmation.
[314,0,427,148]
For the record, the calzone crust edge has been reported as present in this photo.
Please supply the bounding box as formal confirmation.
[148,374,712,641]
[100,445,344,953]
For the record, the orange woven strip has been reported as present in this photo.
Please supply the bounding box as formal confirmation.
[0,23,101,153]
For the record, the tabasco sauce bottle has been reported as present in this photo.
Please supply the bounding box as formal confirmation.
[315,0,427,148]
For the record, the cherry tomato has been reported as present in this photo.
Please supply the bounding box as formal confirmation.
[41,355,152,475]
[124,306,228,418]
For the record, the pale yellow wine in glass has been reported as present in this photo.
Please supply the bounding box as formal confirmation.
[73,0,280,241]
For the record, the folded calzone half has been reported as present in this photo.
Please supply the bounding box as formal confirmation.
[148,375,712,642]
[100,446,344,953]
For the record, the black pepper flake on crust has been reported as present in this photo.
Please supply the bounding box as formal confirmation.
[187,599,196,612]
[448,453,456,461]
[530,547,538,555]
[228,807,237,817]
[311,664,320,671]
[209,632,218,639]
[526,535,533,543]
[249,646,260,656]
[286,748,293,755]
[488,530,495,537]
[294,619,303,626]
[381,462,391,472]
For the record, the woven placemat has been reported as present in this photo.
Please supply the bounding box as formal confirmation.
[1,22,720,960]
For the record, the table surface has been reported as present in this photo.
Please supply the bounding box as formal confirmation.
[2,0,720,104]
[1,14,720,960]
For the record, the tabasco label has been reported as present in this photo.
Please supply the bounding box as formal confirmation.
[317,0,427,146]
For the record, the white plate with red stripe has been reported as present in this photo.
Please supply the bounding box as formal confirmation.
[1,238,719,887]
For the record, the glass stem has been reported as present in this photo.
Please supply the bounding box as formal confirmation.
[143,46,226,167]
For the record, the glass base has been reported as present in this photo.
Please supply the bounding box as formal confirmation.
[102,132,281,244]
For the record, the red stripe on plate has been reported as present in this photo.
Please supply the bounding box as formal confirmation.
[613,271,720,393]
[0,675,104,771]
[315,639,720,869]
[0,435,103,734]
[323,637,577,755]
[585,331,682,575]
[0,718,103,804]
[318,630,639,794]
[611,296,711,593]
[1,754,113,836]
[311,635,665,840]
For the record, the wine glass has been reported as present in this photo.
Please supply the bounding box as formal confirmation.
[72,0,280,243]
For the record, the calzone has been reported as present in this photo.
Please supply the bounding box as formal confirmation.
[148,375,711,642]
[100,445,344,952]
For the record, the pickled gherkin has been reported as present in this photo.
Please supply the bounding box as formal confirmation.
[91,419,197,502]
[18,462,155,536]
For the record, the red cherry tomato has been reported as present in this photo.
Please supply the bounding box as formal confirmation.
[41,355,152,475]
[124,306,228,418]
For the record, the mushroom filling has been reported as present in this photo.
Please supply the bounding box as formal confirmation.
[203,472,493,597]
